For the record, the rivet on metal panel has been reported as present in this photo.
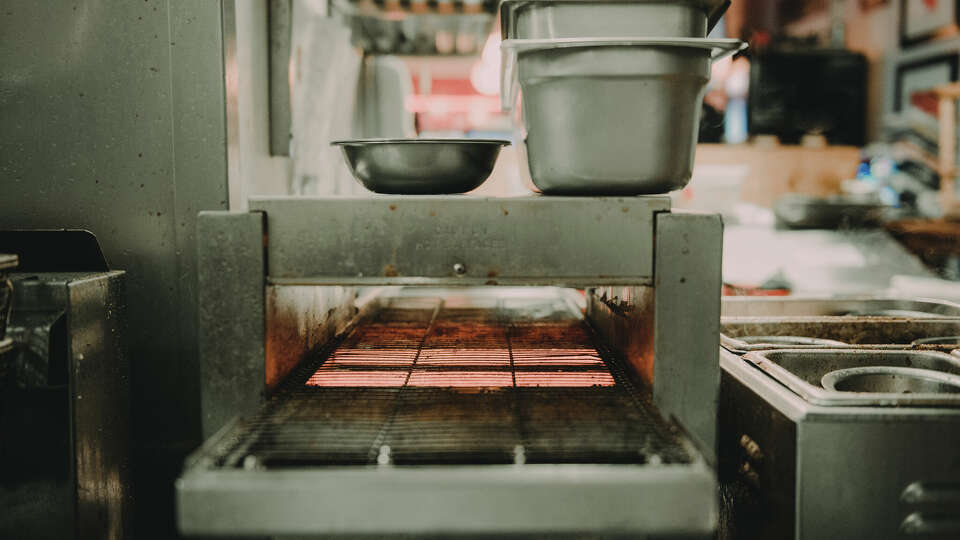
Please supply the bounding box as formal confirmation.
[377,445,392,466]
[453,263,466,276]
[513,445,526,465]
[738,461,760,487]
[243,455,262,471]
[739,434,764,463]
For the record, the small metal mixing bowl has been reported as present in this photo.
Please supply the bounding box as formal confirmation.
[332,138,510,195]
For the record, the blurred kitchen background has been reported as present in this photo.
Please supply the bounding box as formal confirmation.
[6,0,960,538]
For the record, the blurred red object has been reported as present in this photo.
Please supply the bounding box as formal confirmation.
[722,283,791,296]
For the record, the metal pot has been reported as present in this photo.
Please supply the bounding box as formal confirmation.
[504,38,744,195]
[500,0,730,39]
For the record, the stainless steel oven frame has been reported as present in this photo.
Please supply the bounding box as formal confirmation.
[178,196,724,537]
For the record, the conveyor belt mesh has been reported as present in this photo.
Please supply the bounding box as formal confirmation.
[210,304,691,468]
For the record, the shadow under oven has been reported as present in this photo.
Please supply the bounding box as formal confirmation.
[177,196,723,538]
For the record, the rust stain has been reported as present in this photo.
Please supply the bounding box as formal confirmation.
[502,208,509,216]
[389,204,397,211]
[485,280,498,286]
[487,269,498,278]
[383,264,399,277]
[429,210,437,217]
[621,207,629,213]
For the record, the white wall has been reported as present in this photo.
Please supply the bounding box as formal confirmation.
[232,0,292,208]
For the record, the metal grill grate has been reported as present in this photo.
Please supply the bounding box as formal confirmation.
[211,304,691,468]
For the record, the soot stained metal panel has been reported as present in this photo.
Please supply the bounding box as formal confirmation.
[250,196,669,285]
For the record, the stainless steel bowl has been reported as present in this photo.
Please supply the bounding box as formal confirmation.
[821,366,960,395]
[501,0,730,40]
[332,138,510,195]
[504,38,744,195]
[743,349,960,406]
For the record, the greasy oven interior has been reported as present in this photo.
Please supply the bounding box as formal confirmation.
[177,196,722,537]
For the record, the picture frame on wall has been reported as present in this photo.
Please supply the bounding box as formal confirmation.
[895,54,959,113]
[900,0,959,46]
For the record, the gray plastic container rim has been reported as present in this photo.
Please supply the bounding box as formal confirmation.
[499,37,746,110]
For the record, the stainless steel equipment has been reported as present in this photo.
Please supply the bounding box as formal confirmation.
[721,296,960,353]
[0,270,130,539]
[177,196,724,537]
[500,0,730,40]
[773,193,888,229]
[743,349,960,406]
[332,138,510,194]
[501,37,745,195]
[0,254,15,348]
[719,348,960,540]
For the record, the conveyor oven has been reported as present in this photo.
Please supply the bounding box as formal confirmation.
[177,196,723,537]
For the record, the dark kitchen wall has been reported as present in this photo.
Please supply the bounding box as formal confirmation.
[0,1,232,537]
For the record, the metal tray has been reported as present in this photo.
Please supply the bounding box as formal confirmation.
[500,0,729,39]
[332,138,509,195]
[721,297,960,353]
[721,320,960,353]
[773,194,887,230]
[722,296,960,319]
[743,349,960,407]
[501,37,745,195]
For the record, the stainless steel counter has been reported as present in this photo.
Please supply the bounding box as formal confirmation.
[723,225,934,295]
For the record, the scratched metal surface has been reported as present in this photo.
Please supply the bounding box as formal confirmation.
[250,196,670,285]
[0,2,231,538]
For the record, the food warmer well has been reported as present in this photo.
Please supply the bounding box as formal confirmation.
[176,196,723,537]
[718,297,960,539]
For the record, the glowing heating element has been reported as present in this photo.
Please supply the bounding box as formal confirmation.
[305,321,617,389]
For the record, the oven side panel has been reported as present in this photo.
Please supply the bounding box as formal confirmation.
[68,271,132,540]
[798,414,960,540]
[587,211,722,463]
[652,212,723,463]
[717,368,797,540]
[197,211,266,438]
[265,284,356,391]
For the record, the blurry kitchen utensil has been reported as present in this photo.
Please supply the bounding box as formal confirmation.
[773,193,888,229]
[502,37,745,195]
[331,138,510,194]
